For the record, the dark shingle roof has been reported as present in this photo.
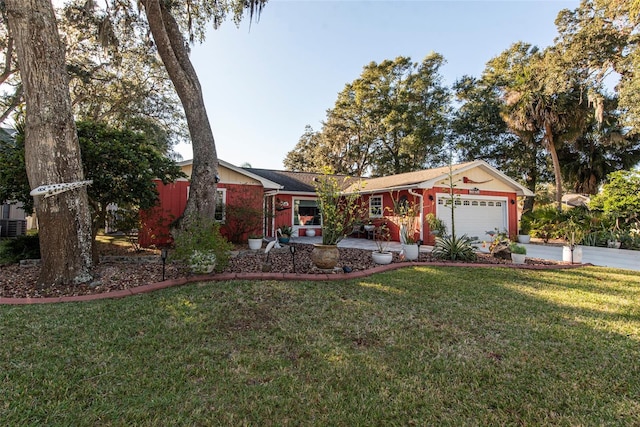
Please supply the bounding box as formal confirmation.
[245,169,360,193]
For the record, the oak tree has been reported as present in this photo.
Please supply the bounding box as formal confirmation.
[5,0,94,286]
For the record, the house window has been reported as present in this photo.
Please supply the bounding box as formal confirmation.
[214,189,226,222]
[369,195,383,218]
[188,185,227,222]
[294,199,320,225]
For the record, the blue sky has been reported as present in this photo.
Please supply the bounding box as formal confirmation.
[175,0,579,169]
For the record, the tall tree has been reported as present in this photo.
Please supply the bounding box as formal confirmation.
[0,6,20,124]
[137,0,266,225]
[61,2,187,149]
[5,0,94,286]
[555,0,640,134]
[286,54,450,176]
[283,125,323,172]
[557,94,640,194]
[451,75,544,213]
[486,43,590,210]
[360,55,450,176]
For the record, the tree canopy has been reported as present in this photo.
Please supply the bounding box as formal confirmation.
[590,170,640,228]
[285,54,451,176]
[0,120,185,244]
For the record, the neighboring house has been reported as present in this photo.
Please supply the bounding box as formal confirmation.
[0,127,28,237]
[139,159,533,247]
[0,202,28,237]
[562,193,590,208]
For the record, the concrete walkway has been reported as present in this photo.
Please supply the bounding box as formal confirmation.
[292,236,640,272]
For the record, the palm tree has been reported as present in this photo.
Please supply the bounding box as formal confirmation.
[558,96,640,194]
[492,44,589,210]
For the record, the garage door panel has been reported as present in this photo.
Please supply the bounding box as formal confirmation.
[436,197,506,242]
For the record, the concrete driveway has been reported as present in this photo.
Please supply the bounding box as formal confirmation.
[521,243,640,272]
[294,236,640,272]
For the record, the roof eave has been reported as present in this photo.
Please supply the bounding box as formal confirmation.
[416,160,534,197]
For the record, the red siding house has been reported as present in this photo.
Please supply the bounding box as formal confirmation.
[341,161,534,244]
[139,159,281,247]
[140,159,533,247]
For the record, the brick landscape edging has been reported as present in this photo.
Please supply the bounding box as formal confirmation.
[0,262,592,305]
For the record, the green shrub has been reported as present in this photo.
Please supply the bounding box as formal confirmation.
[529,206,563,243]
[432,234,477,261]
[223,193,266,244]
[170,217,233,273]
[509,242,527,255]
[425,213,447,237]
[519,211,533,235]
[278,225,293,237]
[0,234,40,265]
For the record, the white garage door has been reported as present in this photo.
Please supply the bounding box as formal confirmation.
[436,195,507,242]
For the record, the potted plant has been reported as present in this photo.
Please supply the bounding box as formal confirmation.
[607,229,622,249]
[277,225,293,243]
[425,213,447,238]
[188,250,218,273]
[487,228,512,260]
[389,193,421,261]
[170,216,234,274]
[372,223,393,265]
[510,242,527,264]
[247,234,263,250]
[517,212,532,244]
[560,216,586,264]
[311,174,364,269]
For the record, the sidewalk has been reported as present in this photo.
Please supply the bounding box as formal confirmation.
[292,236,640,272]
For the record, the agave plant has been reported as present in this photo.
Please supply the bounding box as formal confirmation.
[432,234,477,261]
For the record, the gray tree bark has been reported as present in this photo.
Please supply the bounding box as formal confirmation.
[6,0,93,286]
[140,0,219,224]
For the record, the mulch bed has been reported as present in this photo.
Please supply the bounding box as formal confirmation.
[1,242,563,299]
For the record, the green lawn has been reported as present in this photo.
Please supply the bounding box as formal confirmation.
[2,266,639,425]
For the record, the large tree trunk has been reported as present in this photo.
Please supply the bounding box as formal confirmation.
[6,0,93,286]
[523,137,538,213]
[544,121,564,211]
[141,0,218,224]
